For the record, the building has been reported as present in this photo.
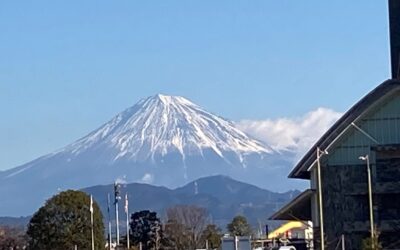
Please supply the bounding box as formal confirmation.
[271,1,400,249]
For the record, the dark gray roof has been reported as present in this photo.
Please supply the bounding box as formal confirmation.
[269,189,313,221]
[289,79,400,179]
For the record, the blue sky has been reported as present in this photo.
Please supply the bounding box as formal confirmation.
[0,1,391,170]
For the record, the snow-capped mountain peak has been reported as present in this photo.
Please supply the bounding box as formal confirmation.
[63,94,273,162]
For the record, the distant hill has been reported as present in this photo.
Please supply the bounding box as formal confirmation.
[0,216,30,228]
[0,175,298,229]
[83,175,299,229]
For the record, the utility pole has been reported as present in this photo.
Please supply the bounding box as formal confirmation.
[114,181,121,246]
[107,193,112,249]
[125,193,130,249]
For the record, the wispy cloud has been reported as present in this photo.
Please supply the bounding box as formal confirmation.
[115,176,127,184]
[236,107,343,159]
[141,173,154,184]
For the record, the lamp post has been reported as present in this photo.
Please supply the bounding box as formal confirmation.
[317,147,328,250]
[359,155,375,244]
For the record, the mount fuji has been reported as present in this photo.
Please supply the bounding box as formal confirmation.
[0,94,297,216]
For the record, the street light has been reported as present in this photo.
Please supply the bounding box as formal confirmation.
[359,154,375,244]
[317,147,328,250]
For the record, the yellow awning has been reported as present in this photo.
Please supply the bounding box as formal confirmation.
[268,221,305,238]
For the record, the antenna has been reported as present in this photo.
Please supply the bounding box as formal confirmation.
[194,181,198,195]
[114,181,121,246]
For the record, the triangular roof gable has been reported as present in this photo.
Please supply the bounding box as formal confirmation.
[289,79,400,179]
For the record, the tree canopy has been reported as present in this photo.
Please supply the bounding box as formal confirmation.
[129,210,163,250]
[27,190,105,250]
[200,224,222,249]
[227,215,252,236]
[0,226,27,249]
[164,205,209,250]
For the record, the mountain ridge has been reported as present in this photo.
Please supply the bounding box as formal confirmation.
[84,174,300,228]
[0,175,299,229]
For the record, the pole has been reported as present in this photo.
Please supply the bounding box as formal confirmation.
[317,147,325,250]
[341,234,345,250]
[91,211,94,250]
[107,194,112,249]
[359,154,375,249]
[125,193,130,249]
[116,201,120,245]
[234,236,238,250]
[115,182,121,246]
[366,155,375,244]
[127,214,130,249]
[90,195,94,250]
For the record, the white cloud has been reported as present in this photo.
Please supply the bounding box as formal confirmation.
[115,176,127,185]
[141,173,154,184]
[236,107,343,159]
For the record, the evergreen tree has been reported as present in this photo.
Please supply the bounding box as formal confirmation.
[130,210,163,250]
[27,190,105,250]
[200,224,222,249]
[227,215,252,236]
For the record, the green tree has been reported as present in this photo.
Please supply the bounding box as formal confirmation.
[130,210,163,250]
[227,215,252,236]
[27,190,105,250]
[200,224,222,249]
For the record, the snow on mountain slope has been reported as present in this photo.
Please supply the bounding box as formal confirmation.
[62,94,273,162]
[0,94,299,216]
